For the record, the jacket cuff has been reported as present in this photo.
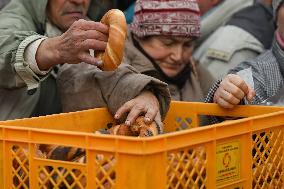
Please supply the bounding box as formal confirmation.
[204,79,222,103]
[143,79,171,120]
[14,35,50,90]
[25,38,51,75]
[104,64,171,121]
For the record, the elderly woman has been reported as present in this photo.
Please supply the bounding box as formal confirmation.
[124,0,214,102]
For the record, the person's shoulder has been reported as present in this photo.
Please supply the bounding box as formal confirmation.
[206,26,263,62]
[226,49,272,75]
[251,50,277,67]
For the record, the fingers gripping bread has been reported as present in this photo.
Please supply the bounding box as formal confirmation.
[96,9,127,71]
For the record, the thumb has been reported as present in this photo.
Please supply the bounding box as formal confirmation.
[246,86,256,102]
[154,112,164,134]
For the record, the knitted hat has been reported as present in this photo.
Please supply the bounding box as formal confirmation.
[130,0,201,38]
[273,0,284,18]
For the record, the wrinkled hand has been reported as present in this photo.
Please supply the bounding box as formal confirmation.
[57,19,109,65]
[114,91,162,128]
[37,19,109,70]
[213,74,256,108]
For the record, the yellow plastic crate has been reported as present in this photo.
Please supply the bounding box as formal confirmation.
[0,102,284,189]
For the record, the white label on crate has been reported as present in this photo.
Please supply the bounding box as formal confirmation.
[216,141,240,186]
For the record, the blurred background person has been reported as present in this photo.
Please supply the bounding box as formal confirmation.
[205,0,284,110]
[195,0,254,47]
[0,0,9,9]
[195,0,275,79]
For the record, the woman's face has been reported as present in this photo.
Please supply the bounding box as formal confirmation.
[139,36,195,77]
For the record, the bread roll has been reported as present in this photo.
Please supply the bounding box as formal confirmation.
[96,9,127,71]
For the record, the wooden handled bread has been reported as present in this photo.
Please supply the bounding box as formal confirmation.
[96,9,127,71]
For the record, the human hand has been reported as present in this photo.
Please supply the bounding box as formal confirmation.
[213,74,256,108]
[36,19,109,70]
[114,91,163,129]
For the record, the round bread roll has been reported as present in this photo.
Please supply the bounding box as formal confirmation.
[96,9,127,71]
[132,116,159,137]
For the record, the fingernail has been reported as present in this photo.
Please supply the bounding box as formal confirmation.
[125,120,130,126]
[97,60,103,66]
[145,117,151,123]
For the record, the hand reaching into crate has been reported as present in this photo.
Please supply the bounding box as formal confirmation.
[114,90,163,130]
